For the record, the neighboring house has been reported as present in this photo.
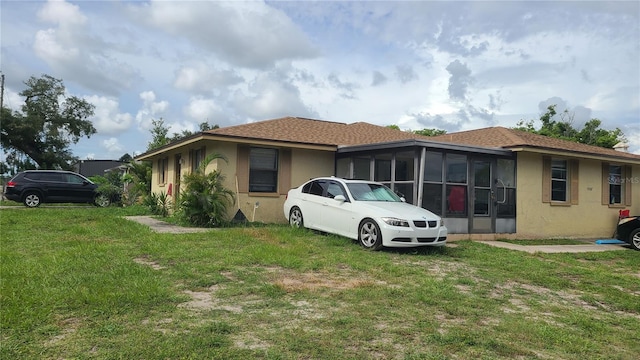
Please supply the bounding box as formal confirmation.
[73,160,126,177]
[134,117,640,240]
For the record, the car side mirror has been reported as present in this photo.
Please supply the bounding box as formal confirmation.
[334,195,346,202]
[400,197,406,202]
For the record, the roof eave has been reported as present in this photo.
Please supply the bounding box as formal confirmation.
[508,146,640,164]
[134,133,338,161]
[338,139,513,156]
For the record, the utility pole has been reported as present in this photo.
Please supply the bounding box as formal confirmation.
[0,73,4,111]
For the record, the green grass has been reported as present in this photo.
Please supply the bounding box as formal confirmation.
[2,207,639,359]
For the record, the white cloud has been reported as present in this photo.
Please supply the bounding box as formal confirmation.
[85,95,133,135]
[135,91,169,130]
[37,0,87,26]
[231,69,316,120]
[184,97,224,123]
[102,138,124,154]
[173,63,243,94]
[131,0,319,69]
[33,28,80,62]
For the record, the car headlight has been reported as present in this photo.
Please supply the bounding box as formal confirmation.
[381,217,409,227]
[440,219,445,227]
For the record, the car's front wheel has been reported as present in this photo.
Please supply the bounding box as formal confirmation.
[23,192,41,208]
[359,219,383,250]
[289,207,304,228]
[629,229,640,251]
[94,194,111,207]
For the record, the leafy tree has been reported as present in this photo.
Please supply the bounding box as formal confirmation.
[168,121,219,142]
[515,105,624,148]
[0,75,96,171]
[386,124,447,136]
[123,160,152,203]
[119,153,133,162]
[149,118,220,147]
[178,153,235,227]
[147,118,171,151]
[413,128,447,137]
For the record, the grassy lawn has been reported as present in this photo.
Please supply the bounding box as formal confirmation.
[1,207,639,359]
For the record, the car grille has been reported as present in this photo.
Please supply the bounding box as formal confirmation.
[413,220,438,228]
[417,237,447,243]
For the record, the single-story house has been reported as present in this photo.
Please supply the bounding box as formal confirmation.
[135,116,640,240]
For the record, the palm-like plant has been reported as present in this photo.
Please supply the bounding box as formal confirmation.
[178,153,235,227]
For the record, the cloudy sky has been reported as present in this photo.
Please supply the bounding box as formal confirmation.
[1,0,639,159]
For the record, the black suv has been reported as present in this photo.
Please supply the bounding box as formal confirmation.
[3,170,110,207]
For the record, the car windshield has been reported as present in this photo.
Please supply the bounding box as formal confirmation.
[347,183,402,202]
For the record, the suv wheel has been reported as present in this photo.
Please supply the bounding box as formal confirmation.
[94,194,111,207]
[23,192,42,207]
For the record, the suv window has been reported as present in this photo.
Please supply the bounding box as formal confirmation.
[64,173,86,184]
[42,173,64,182]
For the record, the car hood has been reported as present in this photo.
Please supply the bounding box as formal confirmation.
[355,201,440,221]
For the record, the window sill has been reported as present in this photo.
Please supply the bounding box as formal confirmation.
[549,201,571,207]
[608,204,627,208]
[248,192,281,198]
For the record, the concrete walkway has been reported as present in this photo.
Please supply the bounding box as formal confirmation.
[477,240,630,253]
[124,216,213,234]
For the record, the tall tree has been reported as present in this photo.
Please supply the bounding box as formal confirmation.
[147,118,171,151]
[0,75,96,171]
[515,105,624,148]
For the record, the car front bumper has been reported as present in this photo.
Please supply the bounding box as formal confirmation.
[380,223,448,248]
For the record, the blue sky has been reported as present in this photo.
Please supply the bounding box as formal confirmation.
[1,0,639,159]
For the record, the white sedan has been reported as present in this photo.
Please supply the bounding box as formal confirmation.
[283,177,448,250]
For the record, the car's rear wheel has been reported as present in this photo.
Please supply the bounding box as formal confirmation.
[629,229,640,251]
[289,207,304,228]
[23,192,41,208]
[359,219,383,250]
[94,194,111,207]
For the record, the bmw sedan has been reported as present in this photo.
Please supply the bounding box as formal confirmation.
[283,177,447,250]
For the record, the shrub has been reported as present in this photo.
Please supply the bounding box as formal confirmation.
[178,153,235,227]
[143,191,172,217]
[90,172,123,206]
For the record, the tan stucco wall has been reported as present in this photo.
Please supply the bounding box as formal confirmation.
[516,152,640,239]
[150,141,335,224]
[236,148,334,224]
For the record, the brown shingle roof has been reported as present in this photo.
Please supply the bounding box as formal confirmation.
[207,116,427,146]
[432,126,640,161]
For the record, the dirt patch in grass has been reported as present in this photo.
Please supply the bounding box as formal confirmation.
[45,317,81,347]
[269,269,386,292]
[133,256,166,270]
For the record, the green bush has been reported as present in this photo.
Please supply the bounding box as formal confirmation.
[143,191,171,217]
[90,172,123,206]
[178,153,235,227]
